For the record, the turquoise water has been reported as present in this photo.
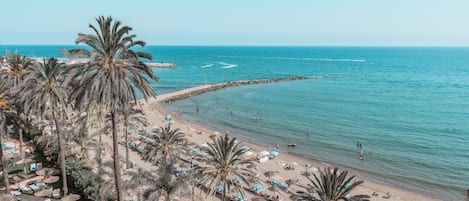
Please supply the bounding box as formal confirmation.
[2,46,469,200]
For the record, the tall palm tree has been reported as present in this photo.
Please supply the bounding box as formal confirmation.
[197,134,255,200]
[0,92,11,193]
[290,167,370,201]
[143,125,189,164]
[2,54,33,87]
[143,161,189,201]
[68,16,159,200]
[0,54,33,165]
[18,58,70,195]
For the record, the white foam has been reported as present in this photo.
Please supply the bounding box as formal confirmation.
[219,56,366,62]
[220,64,238,69]
[216,62,238,69]
[200,63,213,68]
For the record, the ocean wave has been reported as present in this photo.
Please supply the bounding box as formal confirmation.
[218,55,366,62]
[218,62,238,69]
[200,63,213,68]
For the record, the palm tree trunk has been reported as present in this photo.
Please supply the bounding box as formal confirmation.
[112,111,124,201]
[0,115,10,193]
[125,120,130,168]
[18,129,23,157]
[52,110,68,195]
[98,129,102,169]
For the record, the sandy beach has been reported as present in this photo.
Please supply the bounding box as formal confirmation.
[116,83,445,201]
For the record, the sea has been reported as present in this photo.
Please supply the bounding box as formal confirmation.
[2,46,468,200]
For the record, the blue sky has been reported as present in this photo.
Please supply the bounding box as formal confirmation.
[1,0,468,46]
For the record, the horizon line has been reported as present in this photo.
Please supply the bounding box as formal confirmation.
[1,44,469,48]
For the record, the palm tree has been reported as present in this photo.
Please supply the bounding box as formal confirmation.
[197,134,255,200]
[2,54,33,87]
[0,54,33,166]
[18,58,70,195]
[0,92,11,193]
[68,16,159,200]
[143,125,189,164]
[143,161,189,201]
[290,167,370,201]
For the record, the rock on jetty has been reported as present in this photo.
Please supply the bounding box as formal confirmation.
[158,76,313,103]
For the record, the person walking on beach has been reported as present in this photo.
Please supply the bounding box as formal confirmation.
[276,144,280,149]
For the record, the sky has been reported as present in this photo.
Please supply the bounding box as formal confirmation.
[1,0,469,46]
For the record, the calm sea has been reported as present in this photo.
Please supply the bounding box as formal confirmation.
[2,46,468,200]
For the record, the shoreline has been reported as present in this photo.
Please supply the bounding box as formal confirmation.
[141,81,444,201]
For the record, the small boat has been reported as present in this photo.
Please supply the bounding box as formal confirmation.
[286,143,297,147]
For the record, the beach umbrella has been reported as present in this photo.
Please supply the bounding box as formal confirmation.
[270,150,279,157]
[11,175,22,183]
[0,194,15,201]
[259,151,270,157]
[61,194,81,201]
[15,158,34,165]
[36,169,46,176]
[34,188,53,197]
[285,179,295,187]
[43,167,60,176]
[43,176,60,184]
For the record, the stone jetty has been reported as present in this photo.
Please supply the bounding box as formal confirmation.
[155,76,314,103]
[146,63,177,68]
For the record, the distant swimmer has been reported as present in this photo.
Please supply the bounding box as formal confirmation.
[196,105,199,114]
[359,150,364,160]
[306,131,311,137]
[286,142,297,148]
